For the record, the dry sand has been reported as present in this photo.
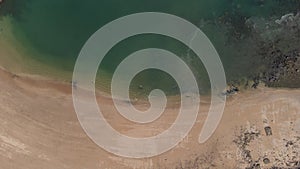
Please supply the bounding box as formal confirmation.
[0,67,299,169]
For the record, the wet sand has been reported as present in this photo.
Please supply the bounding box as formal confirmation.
[0,67,299,169]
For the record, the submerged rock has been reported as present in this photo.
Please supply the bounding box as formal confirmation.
[138,85,143,89]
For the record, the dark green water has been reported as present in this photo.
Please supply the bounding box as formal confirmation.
[1,0,300,96]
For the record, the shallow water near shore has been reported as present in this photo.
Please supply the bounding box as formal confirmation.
[0,0,300,97]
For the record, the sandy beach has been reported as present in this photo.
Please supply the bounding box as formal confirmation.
[0,67,299,169]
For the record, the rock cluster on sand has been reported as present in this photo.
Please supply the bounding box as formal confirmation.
[234,125,261,169]
[234,124,300,169]
[223,85,239,96]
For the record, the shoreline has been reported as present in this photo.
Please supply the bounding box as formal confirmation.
[2,65,300,107]
[0,66,209,102]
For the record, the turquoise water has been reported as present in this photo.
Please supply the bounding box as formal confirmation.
[1,0,299,95]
